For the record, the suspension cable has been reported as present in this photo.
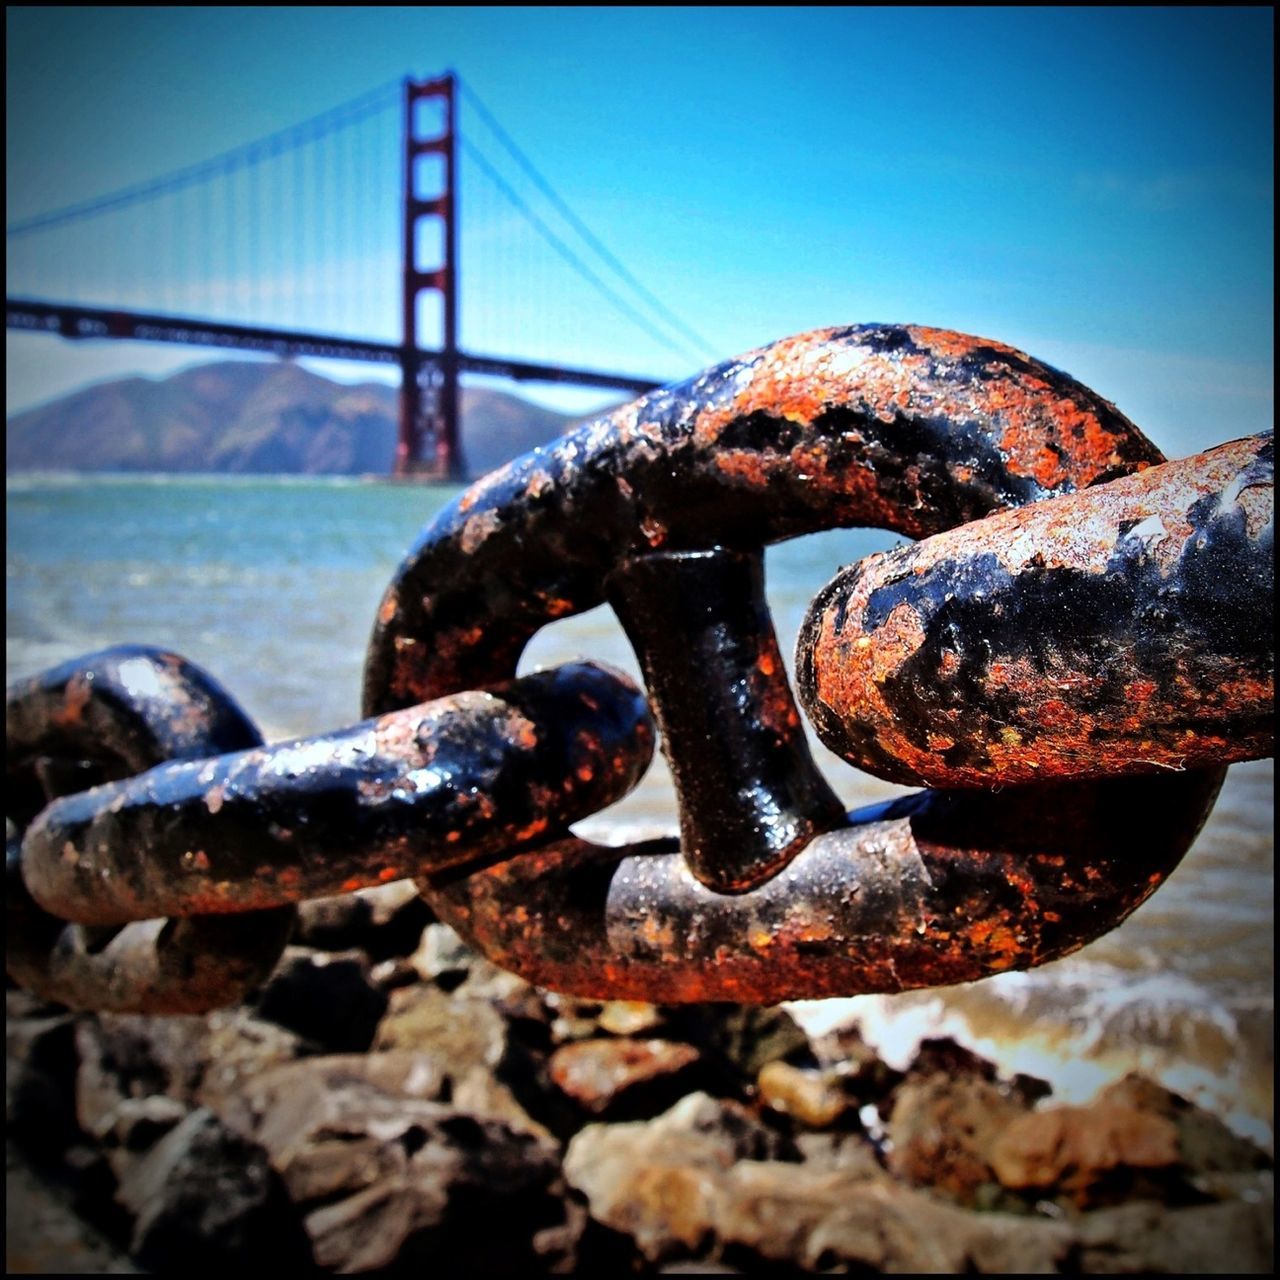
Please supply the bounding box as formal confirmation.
[459,77,718,363]
[460,135,698,368]
[7,79,403,239]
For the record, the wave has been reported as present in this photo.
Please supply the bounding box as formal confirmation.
[788,956,1274,1152]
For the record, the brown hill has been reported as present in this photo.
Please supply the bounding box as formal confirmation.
[5,360,598,478]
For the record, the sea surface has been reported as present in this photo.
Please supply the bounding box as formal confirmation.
[7,472,1274,1147]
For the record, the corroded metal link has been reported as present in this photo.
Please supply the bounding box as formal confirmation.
[366,323,1182,993]
[365,324,1163,714]
[798,433,1275,788]
[6,646,295,1013]
[20,662,653,926]
[367,324,1270,1002]
[6,644,263,828]
[606,547,846,892]
[423,769,1225,1003]
[10,326,1269,1012]
[7,837,295,1015]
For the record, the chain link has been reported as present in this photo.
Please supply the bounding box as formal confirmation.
[7,325,1274,1011]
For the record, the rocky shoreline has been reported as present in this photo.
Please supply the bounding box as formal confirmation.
[7,881,1273,1274]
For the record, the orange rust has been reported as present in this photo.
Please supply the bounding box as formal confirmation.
[713,450,775,489]
[50,675,92,729]
[639,513,668,546]
[907,326,1022,361]
[513,817,549,843]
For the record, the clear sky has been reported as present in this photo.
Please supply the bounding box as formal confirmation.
[5,6,1274,458]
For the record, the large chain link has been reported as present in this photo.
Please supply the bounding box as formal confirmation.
[7,325,1274,1011]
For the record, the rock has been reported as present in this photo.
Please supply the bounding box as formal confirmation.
[115,1107,312,1270]
[887,1073,1030,1203]
[598,1000,666,1037]
[757,1061,850,1129]
[293,880,433,959]
[545,993,606,1045]
[217,1052,447,1137]
[564,1092,794,1215]
[1008,1071,1054,1106]
[452,954,540,1005]
[564,1094,1024,1270]
[75,1015,206,1139]
[372,981,575,1142]
[100,1095,192,1178]
[668,1004,811,1081]
[564,1090,799,1238]
[794,1130,883,1176]
[6,1140,141,1274]
[373,985,508,1070]
[194,1009,316,1112]
[550,1039,703,1118]
[451,1065,555,1141]
[1190,1168,1275,1204]
[218,1051,549,1144]
[564,1097,1274,1272]
[7,1012,85,1163]
[292,890,372,949]
[992,1100,1181,1207]
[906,1036,999,1082]
[367,956,419,990]
[809,1022,904,1103]
[988,1074,1272,1209]
[1073,1194,1274,1273]
[74,1008,311,1139]
[250,946,388,1053]
[233,1059,571,1273]
[409,922,478,988]
[1098,1074,1272,1175]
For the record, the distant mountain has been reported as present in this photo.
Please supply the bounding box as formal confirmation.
[4,360,598,478]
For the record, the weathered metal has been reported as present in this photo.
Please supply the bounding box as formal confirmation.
[6,646,295,1013]
[365,322,1218,998]
[365,324,1163,715]
[798,433,1274,788]
[20,661,653,925]
[424,769,1225,1003]
[6,325,1274,1012]
[606,547,846,893]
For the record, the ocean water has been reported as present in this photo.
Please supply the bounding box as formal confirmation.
[7,473,1273,1146]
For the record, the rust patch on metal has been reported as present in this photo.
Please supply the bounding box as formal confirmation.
[798,434,1274,788]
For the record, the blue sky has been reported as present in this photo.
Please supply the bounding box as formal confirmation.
[5,6,1274,457]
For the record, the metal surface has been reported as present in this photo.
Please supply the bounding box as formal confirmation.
[365,323,1162,713]
[6,325,1274,1011]
[799,433,1274,788]
[425,768,1224,1003]
[607,547,845,892]
[21,661,652,925]
[6,646,295,1013]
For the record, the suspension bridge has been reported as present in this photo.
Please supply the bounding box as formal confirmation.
[6,73,718,480]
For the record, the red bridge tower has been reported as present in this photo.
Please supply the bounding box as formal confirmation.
[398,73,462,480]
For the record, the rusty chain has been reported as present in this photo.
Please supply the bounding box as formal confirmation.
[7,324,1274,1012]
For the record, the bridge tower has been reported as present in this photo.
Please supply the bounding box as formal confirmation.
[398,73,462,480]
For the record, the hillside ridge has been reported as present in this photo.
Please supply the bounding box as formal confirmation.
[6,359,606,479]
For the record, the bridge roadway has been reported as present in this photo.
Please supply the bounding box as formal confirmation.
[5,298,664,397]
